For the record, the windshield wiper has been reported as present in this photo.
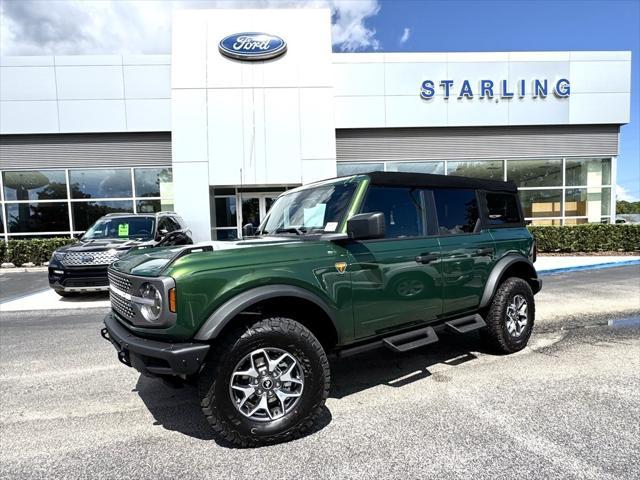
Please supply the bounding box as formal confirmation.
[273,227,307,235]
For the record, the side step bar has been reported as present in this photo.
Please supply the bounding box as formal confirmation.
[444,314,486,334]
[338,313,488,357]
[383,326,439,353]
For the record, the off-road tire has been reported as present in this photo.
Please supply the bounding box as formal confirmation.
[481,277,535,354]
[198,317,330,447]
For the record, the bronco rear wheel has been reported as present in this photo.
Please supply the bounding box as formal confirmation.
[198,317,330,447]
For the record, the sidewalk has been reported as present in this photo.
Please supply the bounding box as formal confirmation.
[536,255,640,274]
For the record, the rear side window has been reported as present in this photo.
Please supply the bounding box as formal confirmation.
[433,189,479,235]
[483,192,522,226]
[360,186,426,238]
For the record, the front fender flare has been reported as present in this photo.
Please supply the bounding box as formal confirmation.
[479,255,540,309]
[194,284,337,341]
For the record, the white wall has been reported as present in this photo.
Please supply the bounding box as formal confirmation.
[0,55,171,134]
[333,51,631,128]
[171,8,337,241]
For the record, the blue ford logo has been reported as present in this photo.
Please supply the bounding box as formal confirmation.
[219,32,287,61]
[81,255,94,263]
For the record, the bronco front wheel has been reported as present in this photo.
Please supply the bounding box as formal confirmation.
[198,317,330,447]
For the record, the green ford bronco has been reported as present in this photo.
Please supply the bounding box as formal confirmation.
[102,171,541,446]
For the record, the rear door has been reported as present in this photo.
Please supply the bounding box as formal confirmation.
[433,188,497,315]
[347,185,443,339]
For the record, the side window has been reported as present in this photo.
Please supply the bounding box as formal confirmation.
[483,192,522,226]
[433,189,479,235]
[166,216,182,231]
[360,186,425,238]
[158,216,178,233]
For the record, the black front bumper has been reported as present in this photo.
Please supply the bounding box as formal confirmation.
[101,313,210,377]
[49,266,110,292]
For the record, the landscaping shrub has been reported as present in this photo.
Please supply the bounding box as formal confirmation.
[1,238,77,266]
[528,224,640,253]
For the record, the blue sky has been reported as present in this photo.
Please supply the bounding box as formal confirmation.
[366,0,640,200]
[1,0,637,199]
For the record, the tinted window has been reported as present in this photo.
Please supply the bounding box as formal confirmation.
[484,192,522,225]
[3,170,68,201]
[360,186,425,238]
[433,189,479,234]
[69,169,132,199]
[134,168,173,197]
[71,200,133,231]
[158,216,180,232]
[5,202,70,233]
[82,216,155,240]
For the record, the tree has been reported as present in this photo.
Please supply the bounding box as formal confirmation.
[617,200,640,214]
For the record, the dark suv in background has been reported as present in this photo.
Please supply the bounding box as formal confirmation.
[49,212,192,296]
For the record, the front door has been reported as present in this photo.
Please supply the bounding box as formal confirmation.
[347,185,443,340]
[432,188,496,315]
[239,193,280,235]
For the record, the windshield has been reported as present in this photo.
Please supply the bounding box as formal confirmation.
[82,217,155,241]
[260,182,357,235]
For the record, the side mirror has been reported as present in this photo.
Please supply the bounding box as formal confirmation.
[242,223,256,237]
[346,212,385,240]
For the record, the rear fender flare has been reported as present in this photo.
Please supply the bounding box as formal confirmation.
[480,255,539,308]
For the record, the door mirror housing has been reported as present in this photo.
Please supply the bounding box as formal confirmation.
[346,212,385,240]
[242,223,256,237]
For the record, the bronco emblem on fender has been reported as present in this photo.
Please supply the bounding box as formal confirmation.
[335,262,347,274]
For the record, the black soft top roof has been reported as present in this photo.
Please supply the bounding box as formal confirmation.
[365,171,517,193]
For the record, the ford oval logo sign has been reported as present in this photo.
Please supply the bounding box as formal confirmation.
[219,32,287,61]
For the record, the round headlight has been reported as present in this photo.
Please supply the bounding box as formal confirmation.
[139,283,162,323]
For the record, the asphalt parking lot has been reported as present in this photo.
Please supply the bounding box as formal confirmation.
[1,266,639,479]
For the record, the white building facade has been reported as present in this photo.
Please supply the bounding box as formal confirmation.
[0,8,631,242]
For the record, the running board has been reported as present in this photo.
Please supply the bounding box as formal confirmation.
[444,314,486,334]
[383,326,439,353]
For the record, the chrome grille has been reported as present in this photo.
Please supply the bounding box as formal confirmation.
[110,291,135,320]
[61,250,119,267]
[108,270,132,293]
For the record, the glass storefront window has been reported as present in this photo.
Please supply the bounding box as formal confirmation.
[531,219,562,226]
[69,169,132,199]
[519,189,562,218]
[215,229,238,240]
[565,187,611,218]
[2,170,67,201]
[134,168,173,198]
[387,161,445,175]
[564,218,589,225]
[136,199,174,213]
[447,160,504,180]
[565,158,611,186]
[71,200,134,231]
[214,197,237,228]
[337,163,384,176]
[5,202,70,233]
[507,159,562,187]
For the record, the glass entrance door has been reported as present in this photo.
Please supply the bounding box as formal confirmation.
[239,193,280,236]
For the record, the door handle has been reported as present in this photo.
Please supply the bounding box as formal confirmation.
[474,247,494,256]
[415,254,439,264]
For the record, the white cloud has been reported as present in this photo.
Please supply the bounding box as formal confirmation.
[616,184,639,202]
[0,0,381,55]
[399,27,410,44]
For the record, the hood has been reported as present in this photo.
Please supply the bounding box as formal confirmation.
[57,238,153,253]
[110,236,301,277]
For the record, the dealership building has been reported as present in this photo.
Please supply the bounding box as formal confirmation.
[0,8,631,242]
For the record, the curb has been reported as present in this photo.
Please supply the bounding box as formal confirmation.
[538,259,640,275]
[0,267,48,274]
